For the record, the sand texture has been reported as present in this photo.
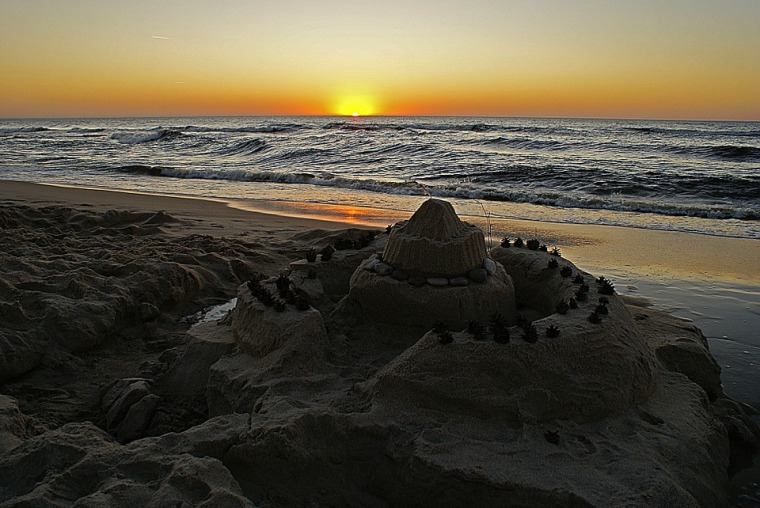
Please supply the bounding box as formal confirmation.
[1,182,758,507]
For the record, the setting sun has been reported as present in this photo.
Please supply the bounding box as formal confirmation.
[333,95,378,117]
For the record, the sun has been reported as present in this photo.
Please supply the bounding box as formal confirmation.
[333,94,378,117]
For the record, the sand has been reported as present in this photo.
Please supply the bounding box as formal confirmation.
[2,179,758,396]
[1,179,759,505]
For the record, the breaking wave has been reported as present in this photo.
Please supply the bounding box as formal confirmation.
[207,138,268,157]
[124,166,758,221]
[110,129,184,144]
[709,145,760,162]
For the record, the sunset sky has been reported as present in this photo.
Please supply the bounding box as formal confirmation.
[1,0,759,120]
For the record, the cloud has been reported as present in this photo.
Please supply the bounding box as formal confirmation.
[151,35,170,40]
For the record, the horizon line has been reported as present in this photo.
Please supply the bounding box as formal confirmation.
[2,113,759,123]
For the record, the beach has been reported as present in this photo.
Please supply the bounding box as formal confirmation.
[3,0,758,501]
[1,179,759,504]
[4,179,758,405]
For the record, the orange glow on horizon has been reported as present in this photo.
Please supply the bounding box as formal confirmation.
[1,2,759,120]
[332,95,379,117]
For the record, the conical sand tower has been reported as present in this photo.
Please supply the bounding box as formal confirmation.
[339,199,516,329]
[382,199,486,277]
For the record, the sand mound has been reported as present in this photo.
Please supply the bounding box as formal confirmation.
[0,205,267,382]
[362,260,658,423]
[382,198,486,276]
[340,254,516,329]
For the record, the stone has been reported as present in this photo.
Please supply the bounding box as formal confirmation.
[449,277,469,287]
[426,277,449,287]
[391,269,408,281]
[374,263,393,276]
[408,275,426,287]
[363,258,380,272]
[483,257,497,275]
[468,268,488,283]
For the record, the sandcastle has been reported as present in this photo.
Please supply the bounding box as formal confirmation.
[229,198,658,423]
[211,198,749,505]
[339,198,517,329]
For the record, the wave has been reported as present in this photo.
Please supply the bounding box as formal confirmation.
[260,147,332,163]
[116,164,170,175]
[67,127,106,133]
[181,124,302,134]
[709,145,760,162]
[623,125,760,139]
[0,126,50,134]
[476,136,564,150]
[356,142,434,157]
[666,144,760,162]
[208,138,268,157]
[0,126,107,135]
[321,120,572,135]
[117,166,758,221]
[110,128,183,144]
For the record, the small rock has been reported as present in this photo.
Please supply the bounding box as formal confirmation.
[426,277,449,287]
[364,258,381,272]
[449,277,469,287]
[374,263,393,276]
[483,258,497,275]
[391,269,409,281]
[468,268,488,283]
[408,275,426,287]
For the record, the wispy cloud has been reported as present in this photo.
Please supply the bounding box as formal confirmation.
[151,35,170,40]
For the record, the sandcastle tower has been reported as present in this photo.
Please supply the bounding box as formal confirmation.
[382,199,487,277]
[341,198,516,329]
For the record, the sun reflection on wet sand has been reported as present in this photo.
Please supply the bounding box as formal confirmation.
[230,199,406,228]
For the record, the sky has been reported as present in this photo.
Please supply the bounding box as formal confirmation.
[1,0,759,120]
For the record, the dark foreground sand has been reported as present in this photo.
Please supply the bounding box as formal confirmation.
[1,180,758,505]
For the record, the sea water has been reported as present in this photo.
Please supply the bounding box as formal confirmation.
[0,116,758,237]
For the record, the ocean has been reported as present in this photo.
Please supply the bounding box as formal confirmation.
[1,116,758,238]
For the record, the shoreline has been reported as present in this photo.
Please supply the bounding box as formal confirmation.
[5,179,758,283]
[2,179,759,406]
